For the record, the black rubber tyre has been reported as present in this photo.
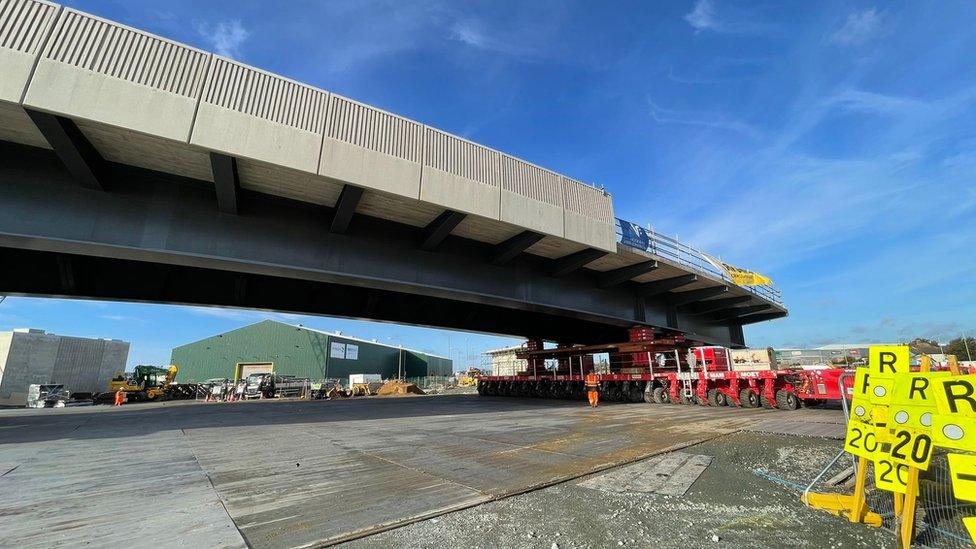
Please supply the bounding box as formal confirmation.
[644,384,656,403]
[477,382,486,395]
[604,383,622,402]
[629,383,645,403]
[760,393,775,409]
[706,389,719,406]
[714,391,728,407]
[776,390,800,411]
[652,386,668,404]
[739,389,759,408]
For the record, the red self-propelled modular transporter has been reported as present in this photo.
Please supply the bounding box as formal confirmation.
[477,327,853,410]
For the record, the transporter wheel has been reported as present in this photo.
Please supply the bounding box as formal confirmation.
[776,390,800,411]
[643,384,656,403]
[604,383,622,402]
[739,389,759,408]
[629,383,645,403]
[706,389,719,406]
[652,386,668,404]
[714,391,728,407]
[477,382,486,395]
[760,393,775,409]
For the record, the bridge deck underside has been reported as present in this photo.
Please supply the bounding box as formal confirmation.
[0,138,771,346]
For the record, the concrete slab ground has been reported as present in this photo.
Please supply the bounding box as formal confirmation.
[0,395,845,548]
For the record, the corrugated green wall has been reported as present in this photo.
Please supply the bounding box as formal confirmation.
[324,335,401,380]
[170,320,452,383]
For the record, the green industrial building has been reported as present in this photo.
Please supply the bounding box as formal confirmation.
[170,320,453,383]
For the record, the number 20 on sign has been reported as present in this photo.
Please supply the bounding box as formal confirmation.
[844,422,881,461]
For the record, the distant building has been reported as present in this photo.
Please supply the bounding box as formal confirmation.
[774,344,895,368]
[0,328,130,406]
[170,320,452,383]
[485,346,527,376]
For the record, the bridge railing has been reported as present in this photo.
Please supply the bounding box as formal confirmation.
[615,219,783,306]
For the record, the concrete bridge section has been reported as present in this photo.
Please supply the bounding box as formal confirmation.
[0,0,785,346]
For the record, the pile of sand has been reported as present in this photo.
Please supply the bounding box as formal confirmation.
[376,381,426,396]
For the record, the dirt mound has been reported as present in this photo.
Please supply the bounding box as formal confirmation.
[376,381,426,396]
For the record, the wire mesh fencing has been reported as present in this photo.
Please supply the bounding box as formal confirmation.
[804,449,975,547]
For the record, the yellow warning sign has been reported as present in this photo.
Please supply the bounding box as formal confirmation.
[947,453,976,503]
[869,376,895,405]
[964,516,976,544]
[848,369,876,425]
[891,371,950,407]
[932,414,976,451]
[844,421,882,461]
[887,404,935,432]
[868,345,909,379]
[849,394,874,424]
[932,377,976,417]
[874,457,909,494]
[852,368,872,398]
[888,372,949,432]
[887,427,934,471]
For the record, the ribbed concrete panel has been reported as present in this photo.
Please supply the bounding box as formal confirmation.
[0,0,59,103]
[23,8,209,141]
[420,127,500,218]
[190,56,328,173]
[319,94,422,199]
[562,176,616,251]
[499,155,565,237]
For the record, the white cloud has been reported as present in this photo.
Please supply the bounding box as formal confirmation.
[683,0,768,35]
[197,19,250,59]
[647,97,762,139]
[684,0,716,33]
[826,89,927,115]
[187,306,305,324]
[100,314,142,322]
[829,8,887,46]
[450,21,487,49]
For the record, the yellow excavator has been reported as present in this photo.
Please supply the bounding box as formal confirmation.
[99,365,180,402]
[458,367,482,387]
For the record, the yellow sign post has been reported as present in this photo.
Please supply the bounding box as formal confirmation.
[805,347,976,546]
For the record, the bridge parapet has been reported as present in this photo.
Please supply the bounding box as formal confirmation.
[1,0,616,251]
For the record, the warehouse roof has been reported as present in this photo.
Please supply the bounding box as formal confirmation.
[293,323,452,360]
[484,345,525,355]
[172,318,451,360]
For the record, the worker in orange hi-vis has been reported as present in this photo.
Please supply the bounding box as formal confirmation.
[585,372,600,407]
[113,386,125,407]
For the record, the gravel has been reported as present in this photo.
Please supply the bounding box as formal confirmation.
[339,431,893,548]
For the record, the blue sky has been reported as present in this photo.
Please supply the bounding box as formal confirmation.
[2,0,974,367]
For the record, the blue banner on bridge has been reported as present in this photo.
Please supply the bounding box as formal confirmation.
[616,219,650,251]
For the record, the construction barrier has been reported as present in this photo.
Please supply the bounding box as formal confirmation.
[804,346,976,547]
